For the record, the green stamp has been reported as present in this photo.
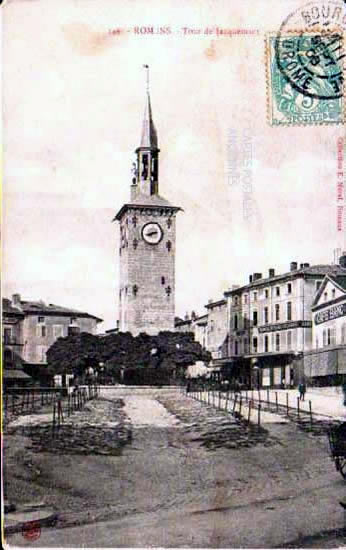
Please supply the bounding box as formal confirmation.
[267,34,344,126]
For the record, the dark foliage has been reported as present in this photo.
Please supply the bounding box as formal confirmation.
[46,330,211,382]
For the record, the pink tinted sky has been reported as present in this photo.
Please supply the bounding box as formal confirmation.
[3,0,344,331]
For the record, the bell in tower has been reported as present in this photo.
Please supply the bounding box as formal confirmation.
[131,65,160,199]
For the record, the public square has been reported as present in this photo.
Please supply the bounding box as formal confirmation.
[4,387,346,548]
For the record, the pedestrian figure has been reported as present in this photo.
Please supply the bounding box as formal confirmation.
[299,382,306,401]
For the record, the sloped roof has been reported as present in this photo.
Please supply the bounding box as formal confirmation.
[2,298,24,317]
[224,264,346,295]
[3,369,31,380]
[312,274,346,308]
[140,92,158,149]
[3,297,103,322]
[329,275,346,291]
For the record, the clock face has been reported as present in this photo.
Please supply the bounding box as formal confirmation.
[141,222,163,245]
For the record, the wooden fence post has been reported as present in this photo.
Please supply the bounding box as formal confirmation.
[52,401,56,433]
[248,400,252,424]
[267,388,270,407]
[297,396,300,418]
[275,392,278,412]
[239,395,243,417]
[233,394,238,413]
[309,400,313,428]
[286,393,289,416]
[258,403,261,428]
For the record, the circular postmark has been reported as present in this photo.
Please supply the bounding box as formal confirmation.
[275,1,346,100]
[22,520,41,542]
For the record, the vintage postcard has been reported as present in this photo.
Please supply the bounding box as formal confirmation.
[2,0,346,548]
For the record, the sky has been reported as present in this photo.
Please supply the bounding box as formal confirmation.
[3,0,345,331]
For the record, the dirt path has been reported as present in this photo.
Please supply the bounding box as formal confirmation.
[4,389,346,548]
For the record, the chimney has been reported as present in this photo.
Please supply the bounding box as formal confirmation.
[340,252,346,268]
[184,312,190,320]
[249,275,253,283]
[269,268,275,278]
[191,310,196,321]
[303,262,310,268]
[253,273,262,281]
[12,293,21,307]
[300,263,304,269]
[290,262,298,271]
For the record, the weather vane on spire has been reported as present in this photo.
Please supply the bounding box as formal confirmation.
[143,64,150,93]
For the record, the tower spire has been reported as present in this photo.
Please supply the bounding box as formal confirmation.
[140,65,158,149]
[132,65,160,198]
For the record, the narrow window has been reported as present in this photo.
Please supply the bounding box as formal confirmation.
[287,283,292,294]
[264,307,269,324]
[287,302,292,321]
[253,337,258,352]
[161,276,165,285]
[276,286,280,297]
[234,314,238,330]
[264,335,269,352]
[275,304,280,321]
[275,333,280,351]
[253,310,258,326]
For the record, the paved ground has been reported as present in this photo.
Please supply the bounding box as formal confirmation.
[243,387,346,420]
[4,388,346,548]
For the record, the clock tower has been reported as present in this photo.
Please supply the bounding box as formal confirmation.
[114,78,181,335]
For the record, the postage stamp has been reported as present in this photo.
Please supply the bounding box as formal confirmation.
[267,0,346,126]
[267,32,344,125]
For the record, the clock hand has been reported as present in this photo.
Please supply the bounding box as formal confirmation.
[147,230,158,236]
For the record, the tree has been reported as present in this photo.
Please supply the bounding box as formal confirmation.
[46,330,211,383]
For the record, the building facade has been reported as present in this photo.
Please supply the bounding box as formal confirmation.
[222,262,346,387]
[205,299,228,359]
[115,89,181,336]
[2,294,102,366]
[305,272,346,383]
[175,312,208,349]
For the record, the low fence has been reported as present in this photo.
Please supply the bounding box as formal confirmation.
[3,387,60,415]
[185,386,319,428]
[3,385,100,434]
[52,385,99,433]
[187,388,263,428]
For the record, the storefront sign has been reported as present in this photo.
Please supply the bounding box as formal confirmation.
[314,302,346,325]
[258,320,311,333]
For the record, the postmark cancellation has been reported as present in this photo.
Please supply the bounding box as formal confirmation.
[266,31,345,126]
